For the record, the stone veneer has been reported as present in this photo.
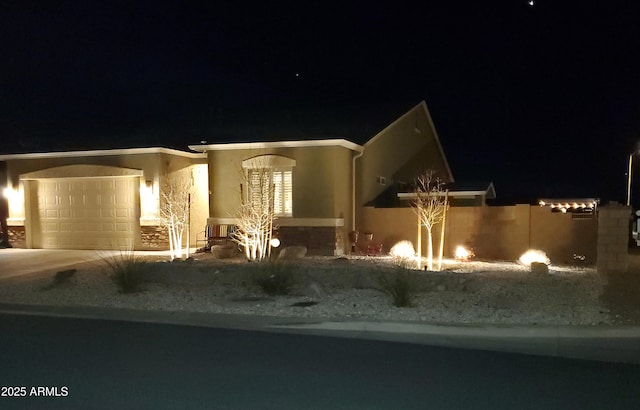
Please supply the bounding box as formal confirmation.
[277,226,344,256]
[140,226,170,250]
[7,226,26,248]
[5,225,171,250]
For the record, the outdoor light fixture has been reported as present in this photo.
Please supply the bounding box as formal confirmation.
[270,238,281,248]
[390,240,415,259]
[518,249,550,267]
[454,245,474,261]
[538,199,598,213]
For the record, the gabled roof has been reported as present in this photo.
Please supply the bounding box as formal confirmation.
[397,181,496,199]
[363,101,454,182]
[445,181,496,199]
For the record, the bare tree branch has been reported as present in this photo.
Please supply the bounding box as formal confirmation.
[412,170,447,270]
[231,159,277,261]
[159,169,191,260]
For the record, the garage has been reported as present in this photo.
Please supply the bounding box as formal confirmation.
[13,163,144,251]
[28,176,140,250]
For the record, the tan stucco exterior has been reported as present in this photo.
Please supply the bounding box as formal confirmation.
[355,101,453,233]
[361,204,599,264]
[204,144,355,253]
[0,101,456,254]
[0,148,208,250]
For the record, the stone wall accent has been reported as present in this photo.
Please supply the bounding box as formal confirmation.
[7,226,26,248]
[140,226,170,250]
[278,226,344,256]
[597,203,630,273]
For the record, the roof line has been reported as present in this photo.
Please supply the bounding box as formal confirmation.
[0,147,206,160]
[421,101,454,183]
[188,139,363,152]
[363,101,454,182]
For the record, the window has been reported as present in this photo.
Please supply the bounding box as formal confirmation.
[243,155,295,217]
[246,168,292,216]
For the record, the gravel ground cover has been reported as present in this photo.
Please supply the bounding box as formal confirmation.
[0,252,612,326]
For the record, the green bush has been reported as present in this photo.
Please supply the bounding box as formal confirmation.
[253,259,296,296]
[102,250,146,294]
[378,267,416,307]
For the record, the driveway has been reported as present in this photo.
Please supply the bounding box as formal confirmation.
[0,249,177,280]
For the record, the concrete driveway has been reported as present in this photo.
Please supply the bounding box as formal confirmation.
[0,248,177,280]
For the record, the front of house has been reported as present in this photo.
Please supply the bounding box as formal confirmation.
[0,148,209,250]
[0,101,462,256]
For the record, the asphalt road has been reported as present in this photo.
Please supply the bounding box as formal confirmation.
[0,314,639,409]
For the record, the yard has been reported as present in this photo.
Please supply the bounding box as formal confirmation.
[0,250,630,326]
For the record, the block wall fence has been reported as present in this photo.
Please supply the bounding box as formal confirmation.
[360,203,630,270]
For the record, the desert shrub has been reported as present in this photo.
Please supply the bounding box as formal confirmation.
[102,250,146,294]
[253,259,297,296]
[378,266,416,307]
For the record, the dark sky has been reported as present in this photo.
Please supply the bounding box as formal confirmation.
[2,1,640,205]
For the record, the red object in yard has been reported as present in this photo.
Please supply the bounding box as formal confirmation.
[366,243,383,256]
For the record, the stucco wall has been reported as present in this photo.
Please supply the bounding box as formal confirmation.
[356,103,452,234]
[207,145,354,254]
[1,149,207,251]
[360,204,599,264]
[208,146,352,220]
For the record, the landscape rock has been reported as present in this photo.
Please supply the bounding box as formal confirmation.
[531,262,549,274]
[0,255,611,326]
[279,246,307,259]
[211,244,237,259]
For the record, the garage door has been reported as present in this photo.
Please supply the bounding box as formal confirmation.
[34,177,139,249]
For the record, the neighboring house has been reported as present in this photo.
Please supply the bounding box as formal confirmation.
[0,100,461,255]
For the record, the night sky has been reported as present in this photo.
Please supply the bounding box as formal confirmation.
[2,1,640,205]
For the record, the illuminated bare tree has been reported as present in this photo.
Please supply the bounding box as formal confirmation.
[231,164,276,261]
[412,170,446,270]
[159,169,191,260]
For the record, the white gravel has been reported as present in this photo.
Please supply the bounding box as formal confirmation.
[0,255,611,326]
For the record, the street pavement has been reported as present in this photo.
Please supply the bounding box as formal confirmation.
[1,303,640,365]
[0,313,639,410]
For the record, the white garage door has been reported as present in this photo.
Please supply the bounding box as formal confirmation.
[35,177,139,250]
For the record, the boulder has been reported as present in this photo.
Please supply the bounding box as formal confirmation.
[211,244,237,259]
[278,246,307,259]
[531,262,549,274]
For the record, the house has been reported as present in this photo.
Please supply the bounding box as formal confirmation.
[0,101,461,255]
[0,148,209,250]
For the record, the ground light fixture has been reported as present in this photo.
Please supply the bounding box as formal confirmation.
[518,249,550,267]
[454,245,474,261]
[390,240,415,259]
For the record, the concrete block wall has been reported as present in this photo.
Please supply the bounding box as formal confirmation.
[597,204,630,273]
